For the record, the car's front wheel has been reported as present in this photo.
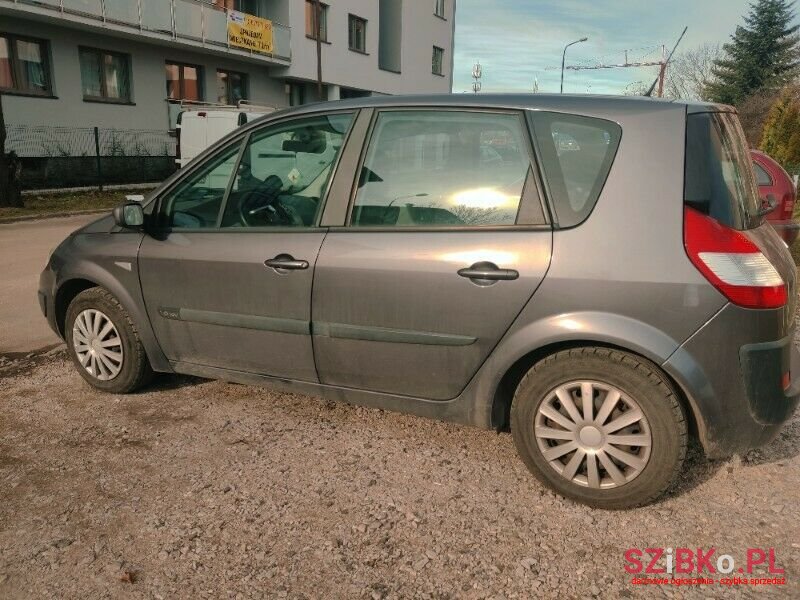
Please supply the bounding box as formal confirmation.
[65,287,153,393]
[511,347,687,509]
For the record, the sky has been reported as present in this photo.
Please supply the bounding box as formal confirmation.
[452,0,798,95]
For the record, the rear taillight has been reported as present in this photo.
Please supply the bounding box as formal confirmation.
[684,207,787,309]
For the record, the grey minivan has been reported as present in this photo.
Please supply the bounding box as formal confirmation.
[39,95,799,508]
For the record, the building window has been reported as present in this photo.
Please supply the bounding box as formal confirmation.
[212,0,262,17]
[217,69,247,105]
[348,15,367,53]
[79,48,131,103]
[0,34,51,95]
[305,1,328,42]
[432,46,444,75]
[435,0,446,18]
[166,61,202,101]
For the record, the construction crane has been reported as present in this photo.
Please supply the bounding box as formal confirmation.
[559,28,688,98]
[565,46,668,96]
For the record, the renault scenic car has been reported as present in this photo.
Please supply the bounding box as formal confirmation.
[39,95,800,509]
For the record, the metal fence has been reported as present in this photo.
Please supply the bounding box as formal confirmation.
[5,125,177,190]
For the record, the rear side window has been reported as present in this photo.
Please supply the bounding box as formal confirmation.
[684,112,761,230]
[529,112,621,227]
[350,110,533,227]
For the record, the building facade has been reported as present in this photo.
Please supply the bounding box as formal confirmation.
[0,0,457,131]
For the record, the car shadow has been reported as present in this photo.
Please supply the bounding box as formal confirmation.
[138,372,207,393]
[740,417,800,466]
[657,439,726,502]
[658,416,800,504]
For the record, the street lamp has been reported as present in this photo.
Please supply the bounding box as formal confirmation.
[560,37,588,94]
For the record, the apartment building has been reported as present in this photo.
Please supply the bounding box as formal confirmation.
[0,0,457,132]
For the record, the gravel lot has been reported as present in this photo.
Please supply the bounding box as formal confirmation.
[1,350,798,599]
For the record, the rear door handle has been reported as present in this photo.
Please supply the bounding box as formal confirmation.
[264,254,309,271]
[457,261,519,285]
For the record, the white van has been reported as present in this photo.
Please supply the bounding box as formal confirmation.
[176,106,275,168]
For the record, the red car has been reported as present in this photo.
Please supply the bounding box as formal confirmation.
[751,149,799,244]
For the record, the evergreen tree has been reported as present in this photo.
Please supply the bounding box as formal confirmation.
[760,87,800,171]
[706,0,800,104]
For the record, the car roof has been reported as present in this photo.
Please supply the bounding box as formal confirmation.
[268,93,733,120]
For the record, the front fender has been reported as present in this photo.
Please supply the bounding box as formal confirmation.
[53,232,171,373]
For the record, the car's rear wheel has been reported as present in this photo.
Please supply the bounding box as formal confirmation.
[65,287,153,393]
[511,347,687,509]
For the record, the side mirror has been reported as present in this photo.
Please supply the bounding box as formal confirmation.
[112,202,144,229]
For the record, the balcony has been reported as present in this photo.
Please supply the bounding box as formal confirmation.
[3,0,291,62]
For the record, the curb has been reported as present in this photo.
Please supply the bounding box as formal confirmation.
[0,208,110,225]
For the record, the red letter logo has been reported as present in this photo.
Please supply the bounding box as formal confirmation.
[696,548,716,573]
[645,548,665,574]
[769,548,784,574]
[624,549,643,574]
[747,548,766,573]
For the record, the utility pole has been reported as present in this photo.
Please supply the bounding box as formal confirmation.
[472,61,482,93]
[315,0,323,100]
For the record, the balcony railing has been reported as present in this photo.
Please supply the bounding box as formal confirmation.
[10,0,291,61]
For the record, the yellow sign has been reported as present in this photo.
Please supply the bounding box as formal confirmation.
[227,10,273,54]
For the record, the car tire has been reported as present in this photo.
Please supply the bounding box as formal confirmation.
[65,287,154,394]
[511,347,687,509]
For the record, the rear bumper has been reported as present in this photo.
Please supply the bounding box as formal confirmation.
[769,219,800,244]
[663,304,799,458]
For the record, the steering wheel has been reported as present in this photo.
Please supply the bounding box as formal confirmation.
[238,174,292,227]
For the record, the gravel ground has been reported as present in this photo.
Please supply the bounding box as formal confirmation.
[1,351,798,599]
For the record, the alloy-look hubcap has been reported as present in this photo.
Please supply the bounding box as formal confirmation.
[72,309,124,381]
[534,380,652,489]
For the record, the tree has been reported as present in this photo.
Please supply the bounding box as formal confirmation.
[621,81,650,96]
[737,88,781,146]
[706,0,800,104]
[760,85,800,172]
[0,93,23,208]
[664,44,722,101]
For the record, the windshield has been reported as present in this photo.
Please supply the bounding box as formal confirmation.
[684,111,762,230]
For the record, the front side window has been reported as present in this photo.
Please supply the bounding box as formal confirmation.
[217,69,247,105]
[166,61,202,101]
[348,15,367,52]
[435,0,446,17]
[530,112,621,228]
[305,1,328,42]
[79,48,131,102]
[0,34,51,95]
[221,113,353,228]
[160,113,353,230]
[432,46,444,75]
[351,110,531,227]
[159,139,243,229]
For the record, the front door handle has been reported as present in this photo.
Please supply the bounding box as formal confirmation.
[264,254,309,271]
[457,261,519,286]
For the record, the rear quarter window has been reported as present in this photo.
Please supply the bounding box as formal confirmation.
[528,112,622,228]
